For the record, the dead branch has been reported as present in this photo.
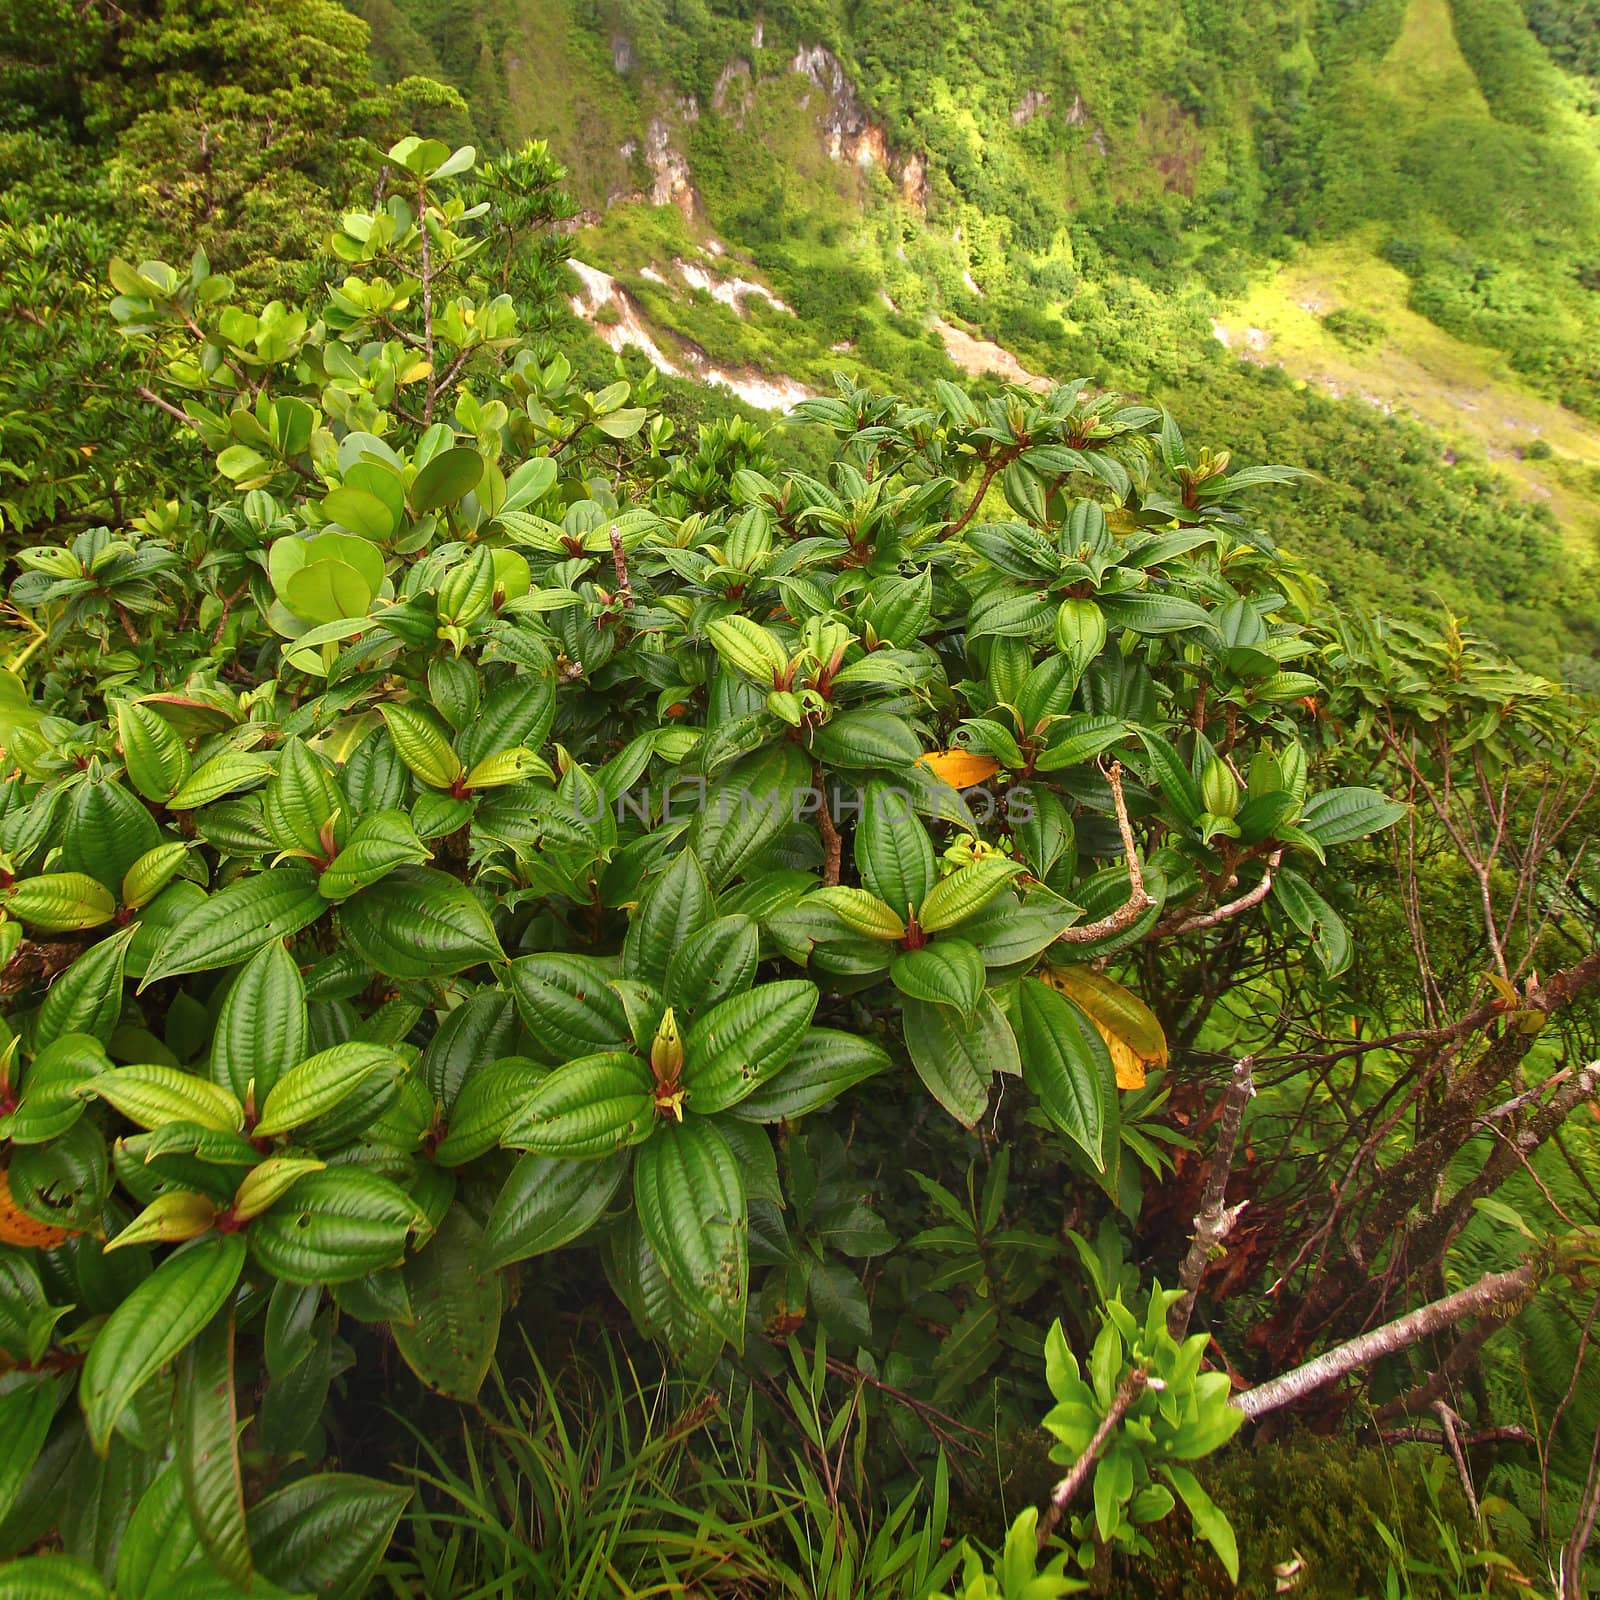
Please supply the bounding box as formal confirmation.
[1235,1256,1546,1421]
[1169,1056,1256,1340]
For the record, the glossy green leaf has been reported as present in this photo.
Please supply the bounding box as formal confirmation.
[890,939,986,1019]
[0,1380,56,1529]
[728,1028,890,1122]
[809,708,923,769]
[116,700,190,803]
[337,867,503,977]
[175,1312,250,1587]
[505,953,631,1058]
[410,444,483,513]
[377,704,461,789]
[1299,786,1406,846]
[901,991,1017,1126]
[253,1043,405,1138]
[392,1208,500,1402]
[432,1056,546,1165]
[856,780,936,922]
[210,939,306,1105]
[140,867,325,987]
[682,979,818,1114]
[499,1051,655,1157]
[0,1555,111,1598]
[165,751,273,811]
[917,857,1024,932]
[91,1066,244,1133]
[663,914,759,1020]
[34,928,136,1050]
[248,1472,410,1600]
[482,1150,628,1268]
[246,1169,415,1285]
[633,1119,747,1348]
[4,873,116,934]
[622,848,713,984]
[1013,977,1108,1169]
[80,1234,246,1453]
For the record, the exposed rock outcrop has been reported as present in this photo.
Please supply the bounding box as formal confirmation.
[567,259,811,411]
[1011,88,1051,126]
[788,44,926,211]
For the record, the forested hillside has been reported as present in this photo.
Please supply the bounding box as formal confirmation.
[1,2,1599,1597]
[354,0,1600,678]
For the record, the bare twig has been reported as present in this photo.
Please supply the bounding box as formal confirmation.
[1170,1056,1256,1339]
[1235,1256,1546,1420]
[941,451,1010,541]
[1056,763,1153,946]
[1036,1368,1149,1550]
[609,524,632,612]
[1162,851,1282,937]
[1376,1424,1532,1448]
[1432,1401,1479,1518]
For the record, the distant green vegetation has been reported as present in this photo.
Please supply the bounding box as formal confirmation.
[351,0,1600,679]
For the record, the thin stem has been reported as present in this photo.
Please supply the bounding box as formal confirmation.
[1036,1368,1149,1550]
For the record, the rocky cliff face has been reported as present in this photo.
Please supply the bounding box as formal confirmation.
[789,44,925,210]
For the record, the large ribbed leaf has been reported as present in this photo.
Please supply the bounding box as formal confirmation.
[248,1473,409,1600]
[140,868,325,988]
[336,867,503,978]
[114,1463,203,1600]
[0,1379,55,1528]
[91,1067,244,1134]
[175,1312,250,1587]
[622,848,712,984]
[1299,786,1406,847]
[728,1028,890,1122]
[917,857,1024,932]
[890,940,986,1020]
[262,738,344,859]
[34,928,136,1050]
[504,953,631,1059]
[902,992,1016,1126]
[498,1052,654,1157]
[252,1043,405,1138]
[420,988,517,1109]
[392,1208,500,1402]
[482,1150,629,1268]
[633,1119,747,1348]
[1013,977,1108,1169]
[663,915,759,1021]
[432,1057,546,1165]
[855,779,935,922]
[0,1554,111,1597]
[1272,868,1353,978]
[682,980,818,1114]
[209,939,306,1105]
[80,1235,246,1453]
[688,743,809,888]
[246,1170,415,1285]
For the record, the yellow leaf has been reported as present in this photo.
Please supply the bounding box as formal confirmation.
[1040,965,1168,1090]
[398,359,434,385]
[0,1168,71,1247]
[1091,1018,1147,1090]
[916,750,1000,789]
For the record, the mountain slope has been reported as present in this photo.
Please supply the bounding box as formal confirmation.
[354,0,1600,677]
